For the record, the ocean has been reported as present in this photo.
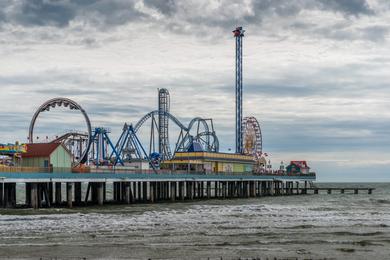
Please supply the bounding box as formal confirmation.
[0,182,389,259]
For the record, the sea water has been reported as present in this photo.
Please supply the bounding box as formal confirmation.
[0,182,389,259]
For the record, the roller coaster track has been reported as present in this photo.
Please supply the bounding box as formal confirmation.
[50,131,89,143]
[134,110,218,158]
[135,110,210,135]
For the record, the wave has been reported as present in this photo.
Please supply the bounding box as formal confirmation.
[370,199,390,204]
[329,231,384,237]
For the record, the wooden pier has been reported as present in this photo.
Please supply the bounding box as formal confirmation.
[0,172,372,209]
[303,187,375,195]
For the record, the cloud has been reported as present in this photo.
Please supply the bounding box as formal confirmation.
[143,0,176,16]
[1,0,145,29]
[0,0,374,30]
[317,0,373,16]
[13,0,76,27]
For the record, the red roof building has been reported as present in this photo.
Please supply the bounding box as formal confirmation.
[22,143,72,169]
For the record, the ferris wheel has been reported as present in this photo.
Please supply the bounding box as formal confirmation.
[28,97,92,165]
[242,116,262,158]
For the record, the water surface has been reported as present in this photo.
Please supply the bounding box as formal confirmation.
[0,182,389,259]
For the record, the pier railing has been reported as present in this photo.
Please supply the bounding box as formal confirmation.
[0,165,316,178]
[0,166,71,173]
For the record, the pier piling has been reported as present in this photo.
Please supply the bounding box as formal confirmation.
[66,182,73,208]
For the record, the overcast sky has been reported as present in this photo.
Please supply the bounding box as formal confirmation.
[1,0,389,181]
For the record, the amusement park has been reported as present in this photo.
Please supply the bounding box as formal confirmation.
[0,27,317,209]
[0,27,312,177]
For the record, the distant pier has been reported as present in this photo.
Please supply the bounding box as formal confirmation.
[305,187,374,195]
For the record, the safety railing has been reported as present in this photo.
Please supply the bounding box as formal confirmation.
[0,165,316,177]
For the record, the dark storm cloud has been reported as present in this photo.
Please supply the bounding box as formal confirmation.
[2,0,144,28]
[13,0,76,27]
[0,0,373,29]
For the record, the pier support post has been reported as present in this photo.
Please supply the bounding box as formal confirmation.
[303,181,307,194]
[200,182,204,198]
[270,181,275,196]
[170,182,176,202]
[179,182,184,201]
[189,181,194,200]
[143,182,148,202]
[124,182,131,204]
[25,183,31,206]
[0,183,3,207]
[250,181,256,197]
[138,182,142,201]
[149,182,154,203]
[115,182,123,202]
[66,182,73,208]
[229,182,233,198]
[221,182,226,199]
[156,182,160,201]
[91,183,98,203]
[55,182,62,205]
[47,182,53,205]
[4,183,16,208]
[206,181,211,199]
[42,183,51,207]
[246,181,250,198]
[97,183,104,205]
[31,183,39,209]
[74,182,82,205]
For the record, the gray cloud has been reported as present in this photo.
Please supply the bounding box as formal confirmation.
[317,0,373,16]
[0,0,374,29]
[143,0,176,15]
[14,0,76,27]
[2,0,144,28]
[0,0,380,46]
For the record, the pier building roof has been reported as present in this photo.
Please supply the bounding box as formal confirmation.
[23,143,66,158]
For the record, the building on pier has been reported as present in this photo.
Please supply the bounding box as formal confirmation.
[286,161,310,175]
[162,152,254,173]
[21,143,72,171]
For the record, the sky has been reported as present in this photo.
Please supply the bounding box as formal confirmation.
[0,0,389,181]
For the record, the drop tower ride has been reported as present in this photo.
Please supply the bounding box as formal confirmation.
[233,26,245,154]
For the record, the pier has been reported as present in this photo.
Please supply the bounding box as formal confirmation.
[304,187,375,195]
[0,172,319,209]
